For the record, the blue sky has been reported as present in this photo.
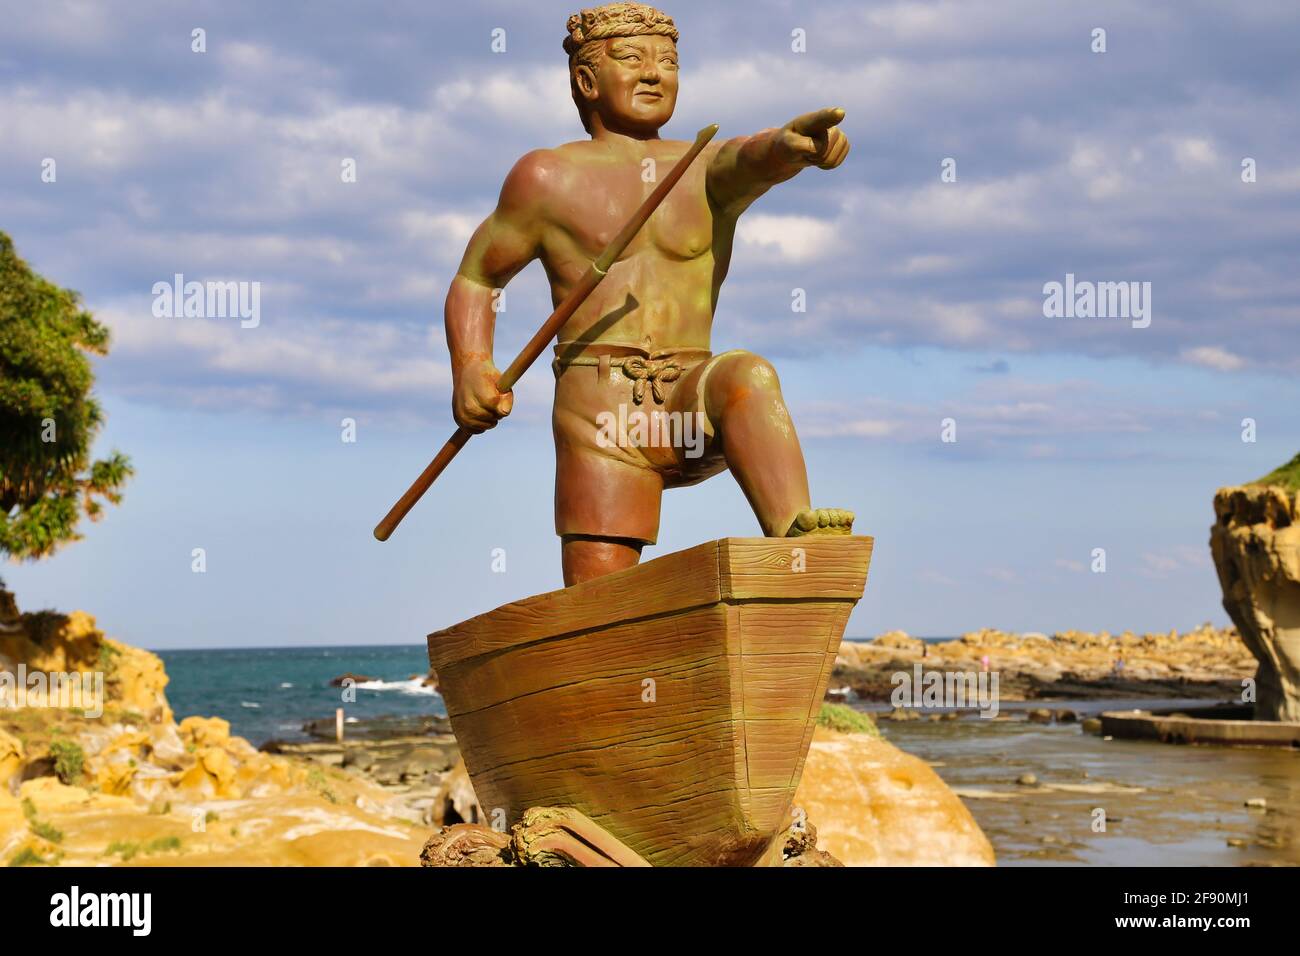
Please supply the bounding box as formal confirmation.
[2,0,1297,648]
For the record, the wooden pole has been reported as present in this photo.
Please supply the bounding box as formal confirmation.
[374,123,719,541]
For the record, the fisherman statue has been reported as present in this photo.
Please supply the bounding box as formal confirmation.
[403,4,873,867]
[441,1,856,585]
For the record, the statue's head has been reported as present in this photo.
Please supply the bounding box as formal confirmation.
[565,3,679,136]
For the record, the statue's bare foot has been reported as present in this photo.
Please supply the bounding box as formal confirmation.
[786,508,855,537]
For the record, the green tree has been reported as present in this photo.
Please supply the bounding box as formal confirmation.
[0,231,132,560]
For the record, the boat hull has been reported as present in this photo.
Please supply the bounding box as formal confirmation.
[428,536,873,866]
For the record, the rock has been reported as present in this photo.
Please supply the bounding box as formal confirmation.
[871,630,923,651]
[0,728,22,786]
[1081,717,1103,733]
[19,756,56,782]
[1016,773,1039,786]
[342,748,378,773]
[0,591,172,722]
[178,715,230,747]
[330,673,376,687]
[1210,481,1300,721]
[0,588,435,866]
[792,726,995,866]
[1245,797,1267,809]
[430,757,481,827]
[19,776,92,811]
[1054,709,1078,723]
[1027,708,1053,723]
[148,723,190,768]
[884,707,921,722]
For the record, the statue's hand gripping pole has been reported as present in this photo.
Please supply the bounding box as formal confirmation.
[374,123,720,541]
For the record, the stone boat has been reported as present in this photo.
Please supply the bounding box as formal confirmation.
[427,535,873,866]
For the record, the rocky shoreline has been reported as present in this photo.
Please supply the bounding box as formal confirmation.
[3,579,1264,867]
[262,714,476,832]
[1,594,431,866]
[831,624,1253,709]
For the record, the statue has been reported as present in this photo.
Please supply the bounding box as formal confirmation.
[404,3,875,866]
[439,1,855,584]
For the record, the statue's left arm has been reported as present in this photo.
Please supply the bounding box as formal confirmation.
[706,106,849,216]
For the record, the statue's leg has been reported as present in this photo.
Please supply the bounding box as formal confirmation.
[682,350,853,538]
[561,534,643,586]
[553,372,665,585]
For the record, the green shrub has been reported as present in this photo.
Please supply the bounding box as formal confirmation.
[816,702,880,736]
[29,819,63,844]
[103,840,140,861]
[48,738,85,785]
[7,847,46,867]
[1252,452,1300,492]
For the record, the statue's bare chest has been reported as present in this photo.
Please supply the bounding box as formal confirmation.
[547,157,713,265]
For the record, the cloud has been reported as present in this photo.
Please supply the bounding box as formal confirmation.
[97,301,452,420]
[1180,346,1248,372]
[3,0,1299,428]
[737,214,835,262]
[1137,545,1213,579]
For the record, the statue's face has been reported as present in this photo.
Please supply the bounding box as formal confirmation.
[579,35,679,135]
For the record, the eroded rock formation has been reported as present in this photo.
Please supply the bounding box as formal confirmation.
[1211,483,1300,721]
[793,725,996,866]
[0,587,429,866]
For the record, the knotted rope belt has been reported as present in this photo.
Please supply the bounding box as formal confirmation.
[552,343,713,405]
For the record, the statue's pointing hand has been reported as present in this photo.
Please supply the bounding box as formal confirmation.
[780,107,850,170]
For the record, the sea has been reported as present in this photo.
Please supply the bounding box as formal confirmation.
[157,637,937,746]
[158,644,447,747]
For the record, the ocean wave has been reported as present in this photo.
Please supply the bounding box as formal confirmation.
[240,701,261,709]
[352,677,439,697]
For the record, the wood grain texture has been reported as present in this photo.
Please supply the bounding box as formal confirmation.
[428,536,872,866]
[720,536,873,600]
[428,539,723,670]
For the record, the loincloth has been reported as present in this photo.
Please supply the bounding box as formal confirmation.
[551,341,739,544]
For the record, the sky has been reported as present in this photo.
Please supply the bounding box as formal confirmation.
[1,0,1297,649]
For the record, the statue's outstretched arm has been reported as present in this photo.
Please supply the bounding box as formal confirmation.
[706,107,850,216]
